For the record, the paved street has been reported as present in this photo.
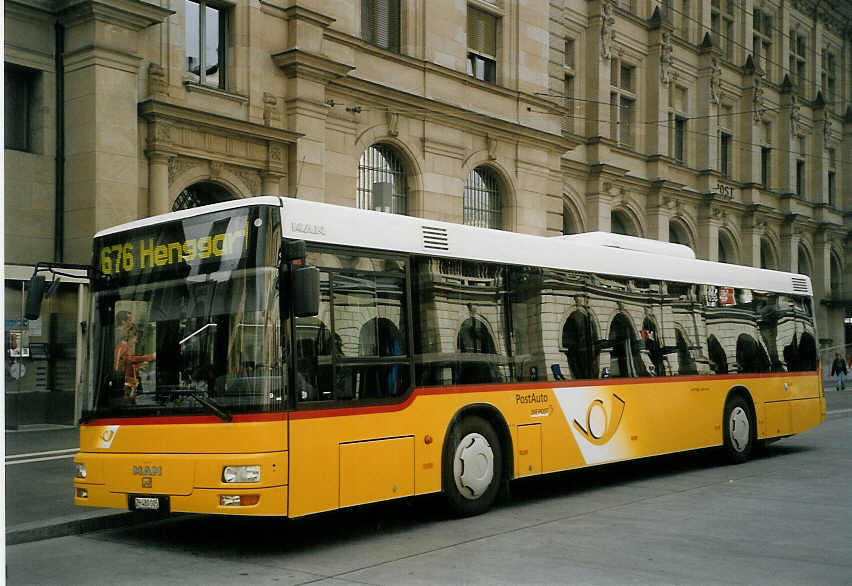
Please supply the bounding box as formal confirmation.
[6,391,852,585]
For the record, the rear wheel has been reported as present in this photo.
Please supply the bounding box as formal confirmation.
[443,416,502,517]
[723,396,754,463]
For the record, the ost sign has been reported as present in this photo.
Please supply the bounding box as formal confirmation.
[99,222,248,275]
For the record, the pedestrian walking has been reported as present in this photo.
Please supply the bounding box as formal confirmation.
[830,353,847,391]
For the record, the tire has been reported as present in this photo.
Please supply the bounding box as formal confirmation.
[443,416,502,517]
[723,395,755,463]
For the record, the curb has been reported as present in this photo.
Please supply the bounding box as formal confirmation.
[5,510,172,546]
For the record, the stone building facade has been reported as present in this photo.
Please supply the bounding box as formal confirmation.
[4,0,851,424]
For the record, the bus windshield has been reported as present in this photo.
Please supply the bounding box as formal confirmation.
[85,205,286,419]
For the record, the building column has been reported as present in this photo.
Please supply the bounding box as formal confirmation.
[780,219,802,273]
[584,0,615,145]
[698,201,723,261]
[813,230,833,337]
[696,38,721,190]
[147,152,173,216]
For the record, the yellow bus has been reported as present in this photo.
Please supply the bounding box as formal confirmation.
[39,197,823,517]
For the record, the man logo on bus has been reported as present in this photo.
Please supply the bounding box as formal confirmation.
[572,394,626,446]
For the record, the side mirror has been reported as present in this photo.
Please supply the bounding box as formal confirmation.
[292,266,320,318]
[25,275,47,320]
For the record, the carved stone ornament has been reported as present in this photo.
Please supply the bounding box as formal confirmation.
[270,146,282,163]
[168,157,202,185]
[600,1,616,61]
[487,135,498,160]
[209,160,223,177]
[148,63,167,97]
[790,94,802,138]
[262,92,278,127]
[386,110,399,137]
[709,55,722,105]
[660,31,674,86]
[823,115,831,142]
[752,69,766,122]
[235,168,262,194]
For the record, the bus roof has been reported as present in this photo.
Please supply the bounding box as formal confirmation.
[94,196,812,296]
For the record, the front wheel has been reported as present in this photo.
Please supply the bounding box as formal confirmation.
[443,416,502,517]
[723,396,754,463]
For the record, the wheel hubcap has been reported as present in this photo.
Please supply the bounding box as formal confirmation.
[729,406,750,452]
[453,432,494,499]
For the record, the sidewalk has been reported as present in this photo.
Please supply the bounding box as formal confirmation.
[5,390,852,545]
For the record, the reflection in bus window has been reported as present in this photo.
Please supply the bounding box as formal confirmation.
[674,329,698,375]
[607,313,648,378]
[736,334,771,373]
[708,335,728,374]
[457,316,498,384]
[296,250,409,402]
[562,310,598,380]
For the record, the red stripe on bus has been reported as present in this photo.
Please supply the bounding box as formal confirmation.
[84,371,819,426]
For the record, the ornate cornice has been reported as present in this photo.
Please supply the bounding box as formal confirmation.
[271,49,354,83]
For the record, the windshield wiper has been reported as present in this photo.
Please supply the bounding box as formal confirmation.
[172,388,232,422]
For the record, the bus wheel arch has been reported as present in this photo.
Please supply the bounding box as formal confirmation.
[441,404,512,516]
[723,386,756,463]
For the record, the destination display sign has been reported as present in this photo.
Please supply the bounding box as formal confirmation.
[97,220,249,276]
[91,206,278,289]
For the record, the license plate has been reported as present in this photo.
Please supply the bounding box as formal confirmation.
[133,497,160,510]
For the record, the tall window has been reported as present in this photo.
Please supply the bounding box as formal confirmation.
[4,64,37,152]
[464,166,502,229]
[796,137,806,198]
[752,8,772,79]
[467,6,498,83]
[362,0,401,52]
[822,50,836,107]
[827,148,836,206]
[711,0,734,61]
[610,60,636,148]
[720,132,732,178]
[761,147,770,188]
[674,116,686,163]
[563,37,576,134]
[680,0,690,41]
[357,144,408,214]
[185,0,228,89]
[789,28,807,95]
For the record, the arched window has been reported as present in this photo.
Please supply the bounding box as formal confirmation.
[669,219,692,248]
[760,238,776,270]
[797,243,811,276]
[464,166,502,229]
[830,252,842,296]
[611,210,637,236]
[357,144,408,214]
[718,230,737,264]
[561,310,598,379]
[563,203,580,235]
[172,181,235,211]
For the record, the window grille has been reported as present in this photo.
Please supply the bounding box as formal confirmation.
[357,144,408,214]
[464,167,502,229]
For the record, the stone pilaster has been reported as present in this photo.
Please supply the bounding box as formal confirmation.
[271,6,353,201]
[59,0,172,262]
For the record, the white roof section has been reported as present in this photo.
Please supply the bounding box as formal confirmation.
[557,232,696,259]
[92,196,812,297]
[279,198,812,296]
[93,196,283,238]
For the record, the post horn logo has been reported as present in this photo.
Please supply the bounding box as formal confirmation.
[572,393,626,445]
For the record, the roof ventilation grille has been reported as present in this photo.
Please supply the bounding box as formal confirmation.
[422,226,449,251]
[791,277,809,293]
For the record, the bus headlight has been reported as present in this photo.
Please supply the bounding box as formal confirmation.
[222,465,260,483]
[75,463,87,479]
